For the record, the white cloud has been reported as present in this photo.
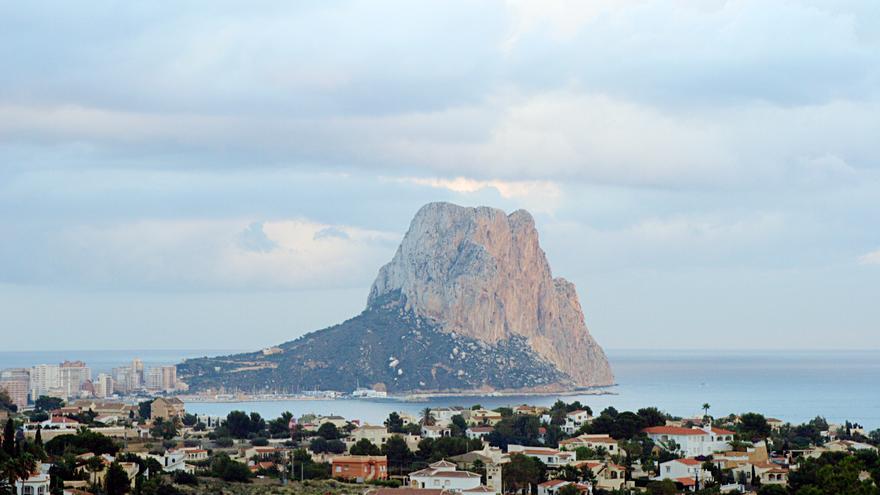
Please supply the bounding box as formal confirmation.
[502,0,644,51]
[4,90,877,191]
[626,213,786,246]
[50,218,400,290]
[859,249,880,265]
[540,210,792,273]
[389,176,563,213]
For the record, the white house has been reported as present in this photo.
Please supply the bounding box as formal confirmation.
[422,425,452,439]
[559,434,620,457]
[409,460,482,491]
[642,425,734,458]
[656,458,712,485]
[173,447,209,462]
[16,462,51,495]
[507,445,575,468]
[30,416,81,431]
[465,426,494,441]
[562,410,592,434]
[537,479,570,495]
[537,479,590,495]
[431,407,466,427]
[138,451,188,473]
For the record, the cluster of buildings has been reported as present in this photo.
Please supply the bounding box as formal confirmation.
[0,359,186,407]
[7,396,879,495]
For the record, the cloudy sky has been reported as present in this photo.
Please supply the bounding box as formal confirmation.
[2,0,879,352]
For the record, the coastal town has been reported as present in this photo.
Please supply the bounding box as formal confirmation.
[3,364,880,495]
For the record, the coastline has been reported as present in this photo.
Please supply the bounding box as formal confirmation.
[179,386,618,404]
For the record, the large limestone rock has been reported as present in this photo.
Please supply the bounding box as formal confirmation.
[368,202,613,386]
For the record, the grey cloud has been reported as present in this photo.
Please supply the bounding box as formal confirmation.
[1,1,878,189]
[238,222,278,253]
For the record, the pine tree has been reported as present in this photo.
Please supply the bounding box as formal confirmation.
[105,462,131,495]
[2,419,15,456]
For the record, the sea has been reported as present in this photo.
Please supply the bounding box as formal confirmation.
[2,349,878,429]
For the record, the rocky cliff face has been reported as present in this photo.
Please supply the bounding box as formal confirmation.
[368,202,613,387]
[178,202,613,393]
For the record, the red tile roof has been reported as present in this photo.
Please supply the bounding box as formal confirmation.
[50,416,81,424]
[462,487,495,493]
[676,477,697,486]
[711,427,735,435]
[643,426,707,436]
[468,426,493,432]
[538,479,568,487]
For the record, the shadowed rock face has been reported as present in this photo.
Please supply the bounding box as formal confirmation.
[178,202,613,393]
[368,202,613,387]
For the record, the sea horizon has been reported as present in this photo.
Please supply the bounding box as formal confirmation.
[4,348,879,429]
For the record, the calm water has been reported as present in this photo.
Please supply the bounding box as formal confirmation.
[3,349,879,429]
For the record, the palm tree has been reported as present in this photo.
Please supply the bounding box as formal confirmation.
[85,456,104,486]
[420,408,435,426]
[1,452,36,495]
[702,403,711,421]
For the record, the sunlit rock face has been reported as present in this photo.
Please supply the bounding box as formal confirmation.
[368,202,614,387]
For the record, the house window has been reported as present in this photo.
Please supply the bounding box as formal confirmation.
[23,487,34,495]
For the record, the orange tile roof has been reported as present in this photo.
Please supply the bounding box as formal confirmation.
[468,426,493,432]
[711,427,735,435]
[643,426,706,436]
[538,479,568,487]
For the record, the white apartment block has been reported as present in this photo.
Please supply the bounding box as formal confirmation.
[59,361,91,400]
[29,364,61,400]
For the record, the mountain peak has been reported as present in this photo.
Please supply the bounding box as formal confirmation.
[368,202,612,387]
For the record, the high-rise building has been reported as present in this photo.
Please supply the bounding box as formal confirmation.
[29,364,61,400]
[112,366,133,394]
[59,361,91,400]
[160,366,177,391]
[0,368,30,409]
[94,373,115,398]
[145,368,162,391]
[144,365,178,392]
[131,358,144,389]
